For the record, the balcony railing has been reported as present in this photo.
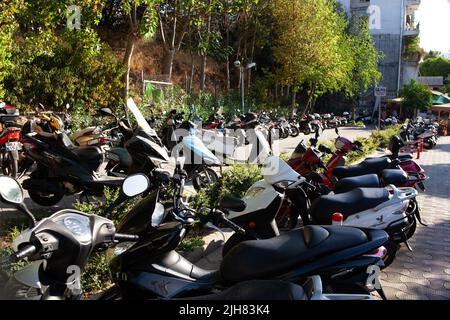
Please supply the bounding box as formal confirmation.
[405,0,421,6]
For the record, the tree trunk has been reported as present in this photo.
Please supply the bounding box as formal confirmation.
[123,34,136,100]
[162,47,176,80]
[291,91,297,117]
[189,53,195,93]
[200,55,207,91]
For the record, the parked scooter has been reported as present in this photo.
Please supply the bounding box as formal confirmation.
[0,102,21,178]
[0,175,380,300]
[221,156,420,268]
[20,99,170,206]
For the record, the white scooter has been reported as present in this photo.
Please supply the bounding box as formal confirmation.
[221,156,420,266]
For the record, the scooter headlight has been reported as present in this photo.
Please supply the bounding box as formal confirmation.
[273,180,295,189]
[245,187,266,198]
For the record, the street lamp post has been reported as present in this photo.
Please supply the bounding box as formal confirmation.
[234,61,256,114]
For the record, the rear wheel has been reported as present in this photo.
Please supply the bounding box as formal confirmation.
[27,169,64,206]
[290,126,300,137]
[1,151,18,179]
[383,240,400,268]
[281,128,289,139]
[192,167,219,191]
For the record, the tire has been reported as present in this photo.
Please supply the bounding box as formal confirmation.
[302,127,311,135]
[281,128,289,139]
[405,215,417,240]
[1,151,18,179]
[27,169,64,206]
[383,240,400,268]
[222,233,256,258]
[290,126,300,137]
[192,167,219,191]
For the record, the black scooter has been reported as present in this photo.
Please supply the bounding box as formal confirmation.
[95,165,390,299]
[1,175,377,300]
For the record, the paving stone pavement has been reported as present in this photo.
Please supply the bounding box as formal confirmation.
[380,136,450,300]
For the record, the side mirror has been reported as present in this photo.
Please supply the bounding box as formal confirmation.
[0,175,24,204]
[0,176,36,227]
[100,108,115,118]
[318,144,332,154]
[104,174,150,218]
[122,174,150,197]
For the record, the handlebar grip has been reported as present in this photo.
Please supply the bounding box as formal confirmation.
[13,244,37,262]
[115,234,139,242]
[221,217,246,235]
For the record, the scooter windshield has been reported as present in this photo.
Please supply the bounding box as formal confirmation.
[126,98,158,137]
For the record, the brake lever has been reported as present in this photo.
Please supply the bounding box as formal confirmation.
[205,222,226,242]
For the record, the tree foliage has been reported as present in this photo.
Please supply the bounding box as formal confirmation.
[419,56,450,78]
[400,79,433,111]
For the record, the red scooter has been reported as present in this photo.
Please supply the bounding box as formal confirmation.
[288,128,427,193]
[0,103,22,178]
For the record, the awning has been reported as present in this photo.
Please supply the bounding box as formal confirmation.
[431,103,450,112]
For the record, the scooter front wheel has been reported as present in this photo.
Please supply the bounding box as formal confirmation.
[192,167,219,191]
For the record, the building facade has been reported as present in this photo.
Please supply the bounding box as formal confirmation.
[339,0,421,99]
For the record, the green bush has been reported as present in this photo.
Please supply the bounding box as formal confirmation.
[189,163,263,211]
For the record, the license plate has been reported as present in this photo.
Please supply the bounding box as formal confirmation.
[5,142,21,151]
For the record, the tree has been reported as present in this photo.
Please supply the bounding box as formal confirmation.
[400,79,433,112]
[272,0,354,115]
[344,17,382,119]
[419,56,450,78]
[120,0,159,99]
[0,0,24,99]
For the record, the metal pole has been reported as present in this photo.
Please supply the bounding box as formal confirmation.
[241,67,245,113]
[378,98,381,130]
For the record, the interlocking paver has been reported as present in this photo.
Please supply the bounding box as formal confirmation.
[381,136,450,299]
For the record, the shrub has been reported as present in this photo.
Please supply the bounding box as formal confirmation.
[189,163,263,211]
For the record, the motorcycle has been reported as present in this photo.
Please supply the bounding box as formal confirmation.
[0,103,21,178]
[288,128,428,193]
[221,156,421,267]
[0,175,378,300]
[20,99,170,206]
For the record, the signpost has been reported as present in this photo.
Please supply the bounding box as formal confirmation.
[374,86,387,130]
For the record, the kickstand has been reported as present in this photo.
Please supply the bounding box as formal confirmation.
[376,287,388,300]
[404,240,413,251]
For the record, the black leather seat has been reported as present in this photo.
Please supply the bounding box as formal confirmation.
[333,174,380,194]
[381,169,408,185]
[219,195,247,212]
[309,188,390,224]
[72,146,103,162]
[333,158,391,179]
[220,225,367,283]
[71,146,104,171]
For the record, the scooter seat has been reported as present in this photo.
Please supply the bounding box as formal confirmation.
[71,146,103,163]
[309,188,390,224]
[220,225,367,283]
[219,195,247,212]
[333,174,380,194]
[333,158,391,179]
[381,169,408,185]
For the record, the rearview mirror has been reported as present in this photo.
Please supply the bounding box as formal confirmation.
[0,176,24,204]
[318,144,331,154]
[122,174,150,197]
[100,108,115,117]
